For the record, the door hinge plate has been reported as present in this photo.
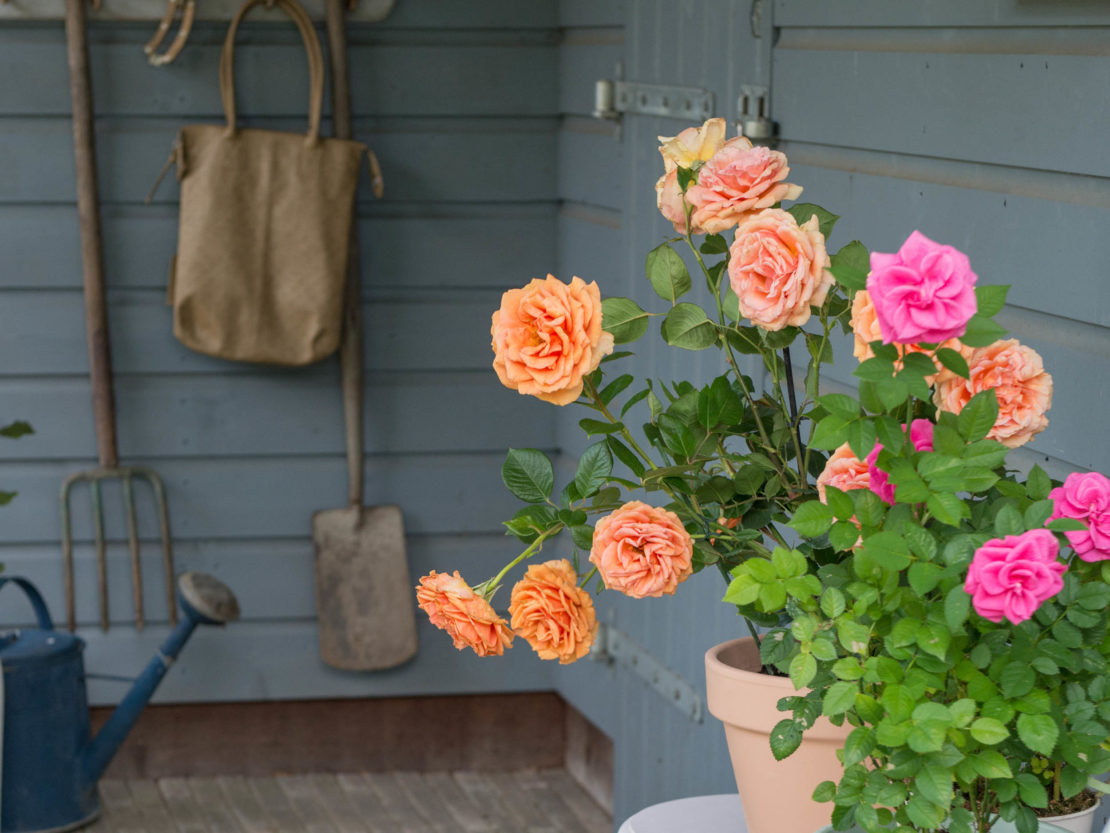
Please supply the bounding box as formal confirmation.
[612,81,714,121]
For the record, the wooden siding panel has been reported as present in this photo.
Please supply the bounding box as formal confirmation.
[775,0,1110,28]
[557,121,623,211]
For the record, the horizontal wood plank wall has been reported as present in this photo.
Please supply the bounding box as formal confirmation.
[0,3,565,703]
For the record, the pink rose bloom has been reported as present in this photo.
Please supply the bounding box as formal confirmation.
[867,231,978,344]
[934,339,1052,449]
[865,419,936,505]
[727,209,833,331]
[655,118,728,234]
[816,444,870,504]
[684,138,803,234]
[1049,471,1110,562]
[590,501,694,598]
[965,529,1065,624]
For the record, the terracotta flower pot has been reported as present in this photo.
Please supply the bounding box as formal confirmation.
[705,636,851,833]
[1040,801,1100,833]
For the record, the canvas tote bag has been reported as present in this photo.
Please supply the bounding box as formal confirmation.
[164,0,368,365]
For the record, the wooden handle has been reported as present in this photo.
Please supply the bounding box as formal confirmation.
[325,0,364,507]
[66,0,117,468]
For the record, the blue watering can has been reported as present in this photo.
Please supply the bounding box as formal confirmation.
[0,572,239,833]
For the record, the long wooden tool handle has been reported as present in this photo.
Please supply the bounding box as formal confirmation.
[66,0,118,469]
[325,0,364,507]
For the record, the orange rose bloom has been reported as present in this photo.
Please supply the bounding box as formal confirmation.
[491,275,614,406]
[416,571,513,657]
[509,559,598,664]
[654,117,728,234]
[850,289,957,378]
[590,501,694,599]
[934,338,1053,448]
[816,443,870,503]
[727,209,832,331]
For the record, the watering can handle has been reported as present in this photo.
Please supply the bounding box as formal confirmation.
[0,577,55,631]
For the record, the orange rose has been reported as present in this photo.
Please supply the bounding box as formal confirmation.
[416,571,513,657]
[654,118,728,234]
[850,289,958,378]
[685,137,803,234]
[509,559,598,664]
[816,443,870,503]
[590,501,694,599]
[727,209,832,331]
[491,275,614,406]
[934,338,1052,448]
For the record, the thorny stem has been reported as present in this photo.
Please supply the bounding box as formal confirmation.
[578,566,598,588]
[583,376,655,466]
[480,525,562,595]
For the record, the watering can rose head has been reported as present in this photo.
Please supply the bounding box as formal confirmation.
[413,115,1110,833]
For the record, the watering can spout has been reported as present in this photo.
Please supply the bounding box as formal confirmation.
[80,572,239,785]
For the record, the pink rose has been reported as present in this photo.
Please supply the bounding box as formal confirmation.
[590,501,694,599]
[867,231,978,344]
[933,339,1052,449]
[727,209,833,331]
[965,529,1065,624]
[865,419,936,505]
[655,118,728,234]
[684,138,803,234]
[850,289,959,378]
[1049,471,1110,562]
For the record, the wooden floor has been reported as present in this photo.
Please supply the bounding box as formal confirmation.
[87,770,613,833]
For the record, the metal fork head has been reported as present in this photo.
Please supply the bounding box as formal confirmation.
[59,465,176,633]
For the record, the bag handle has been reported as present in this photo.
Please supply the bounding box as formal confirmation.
[219,0,324,145]
[0,577,55,632]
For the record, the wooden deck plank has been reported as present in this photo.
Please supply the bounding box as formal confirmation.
[335,773,398,833]
[126,779,178,833]
[415,772,497,833]
[538,770,613,833]
[509,770,592,833]
[305,774,371,833]
[363,772,434,833]
[393,772,467,833]
[158,777,211,833]
[484,772,561,833]
[187,777,248,833]
[215,776,274,833]
[452,771,544,833]
[99,780,145,833]
[276,775,341,833]
[247,776,306,833]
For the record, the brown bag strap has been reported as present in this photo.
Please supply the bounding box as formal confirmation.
[219,0,324,144]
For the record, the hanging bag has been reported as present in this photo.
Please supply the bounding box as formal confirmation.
[158,0,370,365]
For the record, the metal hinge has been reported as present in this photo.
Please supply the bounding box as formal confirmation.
[594,79,714,123]
[590,623,704,723]
[737,85,775,142]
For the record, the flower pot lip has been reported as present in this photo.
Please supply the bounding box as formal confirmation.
[1039,801,1100,823]
[705,636,794,689]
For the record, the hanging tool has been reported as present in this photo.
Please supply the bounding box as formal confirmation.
[312,0,416,670]
[144,0,196,66]
[61,0,177,633]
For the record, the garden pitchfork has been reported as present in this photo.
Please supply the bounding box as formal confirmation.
[60,0,177,633]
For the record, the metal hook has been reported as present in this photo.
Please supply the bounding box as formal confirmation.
[145,0,195,67]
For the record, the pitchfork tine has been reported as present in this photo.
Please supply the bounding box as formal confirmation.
[90,478,109,632]
[135,467,177,626]
[60,475,78,632]
[121,473,144,630]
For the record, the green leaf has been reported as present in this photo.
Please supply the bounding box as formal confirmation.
[700,233,728,255]
[822,485,855,521]
[945,586,971,630]
[569,524,595,550]
[789,501,835,538]
[916,763,953,808]
[970,749,1012,779]
[855,357,896,382]
[503,505,559,541]
[502,448,554,503]
[1016,713,1058,756]
[818,393,861,420]
[601,297,650,344]
[821,587,847,618]
[606,437,646,478]
[1026,465,1052,501]
[789,652,817,689]
[975,285,1010,318]
[845,420,878,461]
[769,719,804,761]
[1015,773,1048,809]
[808,415,851,450]
[660,303,718,350]
[698,376,742,428]
[960,313,1008,348]
[645,243,692,303]
[927,492,967,527]
[860,531,911,571]
[994,504,1025,537]
[0,420,32,439]
[935,348,970,379]
[830,265,867,291]
[969,717,1009,744]
[829,521,861,552]
[822,681,858,716]
[812,780,837,803]
[957,389,1000,442]
[787,203,840,238]
[842,727,875,767]
[1047,518,1087,532]
[0,491,16,506]
[908,562,943,596]
[906,797,946,831]
[598,374,634,406]
[1000,663,1036,698]
[578,418,623,436]
[573,442,613,499]
[832,240,869,273]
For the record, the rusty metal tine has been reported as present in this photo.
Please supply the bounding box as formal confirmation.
[121,472,144,631]
[135,466,177,625]
[59,473,80,632]
[90,477,109,632]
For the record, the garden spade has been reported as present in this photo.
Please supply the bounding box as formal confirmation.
[312,0,417,670]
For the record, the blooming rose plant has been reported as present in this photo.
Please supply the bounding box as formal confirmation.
[415,117,1108,833]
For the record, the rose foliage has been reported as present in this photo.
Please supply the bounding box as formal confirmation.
[415,117,1107,833]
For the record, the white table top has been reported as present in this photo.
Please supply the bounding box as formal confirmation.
[618,795,746,833]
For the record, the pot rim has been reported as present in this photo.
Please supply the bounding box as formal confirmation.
[705,636,796,690]
[1039,800,1100,823]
